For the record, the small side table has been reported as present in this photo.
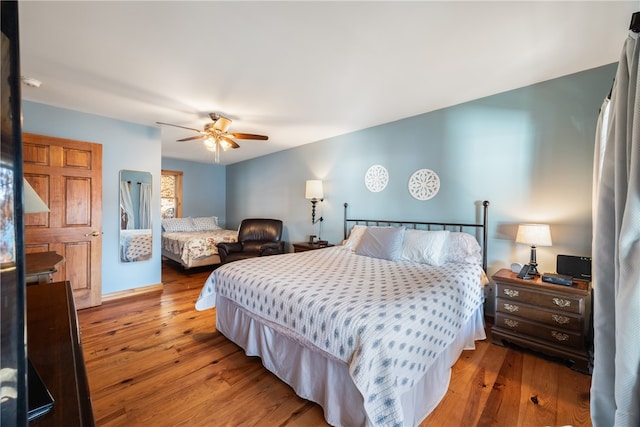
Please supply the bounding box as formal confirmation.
[26,251,65,284]
[292,242,334,253]
[491,268,592,373]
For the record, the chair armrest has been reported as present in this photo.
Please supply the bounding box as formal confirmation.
[259,241,285,256]
[217,242,242,257]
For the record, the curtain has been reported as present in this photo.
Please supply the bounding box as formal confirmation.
[591,29,640,426]
[139,183,152,230]
[120,181,135,230]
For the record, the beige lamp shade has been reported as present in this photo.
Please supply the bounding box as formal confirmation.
[515,224,552,247]
[305,180,324,200]
[23,178,50,213]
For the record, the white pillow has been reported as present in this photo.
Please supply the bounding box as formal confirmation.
[355,226,406,261]
[342,225,367,251]
[447,232,482,265]
[162,217,196,232]
[400,229,450,266]
[193,216,220,231]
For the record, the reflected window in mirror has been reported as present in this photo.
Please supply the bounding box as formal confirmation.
[120,170,153,262]
[161,169,182,219]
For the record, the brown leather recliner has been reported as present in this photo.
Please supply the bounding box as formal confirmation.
[217,218,285,264]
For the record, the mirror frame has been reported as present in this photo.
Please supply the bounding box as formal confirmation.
[119,169,153,263]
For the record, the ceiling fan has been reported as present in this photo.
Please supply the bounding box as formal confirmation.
[157,113,268,162]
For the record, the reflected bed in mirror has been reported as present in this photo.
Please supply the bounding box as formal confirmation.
[120,170,152,262]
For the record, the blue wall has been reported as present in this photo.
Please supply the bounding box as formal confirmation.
[22,63,616,305]
[226,64,617,292]
[160,158,227,226]
[22,101,162,295]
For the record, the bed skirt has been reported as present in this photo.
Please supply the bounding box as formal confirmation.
[161,249,220,269]
[216,295,486,427]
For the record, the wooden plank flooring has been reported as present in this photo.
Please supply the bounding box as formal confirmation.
[77,262,593,426]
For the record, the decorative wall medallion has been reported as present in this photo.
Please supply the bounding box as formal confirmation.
[364,164,389,192]
[408,169,440,200]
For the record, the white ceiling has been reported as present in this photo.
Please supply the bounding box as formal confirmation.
[18,1,638,165]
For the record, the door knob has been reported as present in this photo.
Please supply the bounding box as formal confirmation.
[85,231,101,237]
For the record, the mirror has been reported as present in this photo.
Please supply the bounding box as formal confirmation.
[119,170,152,262]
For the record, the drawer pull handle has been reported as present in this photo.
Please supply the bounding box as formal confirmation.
[551,314,570,324]
[504,319,519,328]
[553,297,571,308]
[551,331,569,342]
[503,303,519,313]
[504,288,519,298]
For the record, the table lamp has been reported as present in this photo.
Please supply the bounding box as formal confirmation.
[515,223,552,276]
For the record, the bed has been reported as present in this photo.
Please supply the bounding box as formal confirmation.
[120,229,152,262]
[161,216,237,268]
[196,202,490,426]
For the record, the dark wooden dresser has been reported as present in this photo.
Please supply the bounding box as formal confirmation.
[491,268,593,374]
[27,281,95,425]
[292,241,334,252]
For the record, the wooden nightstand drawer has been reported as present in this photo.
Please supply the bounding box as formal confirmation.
[495,313,583,349]
[496,283,584,315]
[496,298,583,331]
[491,268,593,374]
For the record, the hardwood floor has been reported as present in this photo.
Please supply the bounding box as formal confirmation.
[77,262,593,426]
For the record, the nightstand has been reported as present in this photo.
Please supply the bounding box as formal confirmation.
[491,268,593,374]
[292,242,334,253]
[26,251,65,284]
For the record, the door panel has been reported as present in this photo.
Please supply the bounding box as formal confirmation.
[65,177,91,225]
[23,133,102,309]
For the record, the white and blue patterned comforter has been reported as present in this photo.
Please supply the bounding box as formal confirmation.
[196,246,486,427]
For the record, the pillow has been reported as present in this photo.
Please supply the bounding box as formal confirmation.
[400,229,449,266]
[342,225,367,251]
[447,231,482,265]
[355,226,406,261]
[193,216,220,231]
[162,217,196,232]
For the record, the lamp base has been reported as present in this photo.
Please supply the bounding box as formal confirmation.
[310,199,324,224]
[528,245,541,276]
[527,263,541,276]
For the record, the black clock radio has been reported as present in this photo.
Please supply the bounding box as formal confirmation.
[557,255,592,281]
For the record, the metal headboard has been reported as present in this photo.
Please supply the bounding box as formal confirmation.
[343,201,490,272]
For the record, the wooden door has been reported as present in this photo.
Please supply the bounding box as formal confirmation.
[23,133,102,309]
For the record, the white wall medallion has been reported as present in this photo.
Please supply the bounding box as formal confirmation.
[408,168,440,200]
[364,164,389,192]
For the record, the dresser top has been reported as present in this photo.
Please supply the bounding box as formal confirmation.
[492,268,590,294]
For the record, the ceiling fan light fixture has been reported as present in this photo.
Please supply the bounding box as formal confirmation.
[214,117,232,132]
[203,138,216,150]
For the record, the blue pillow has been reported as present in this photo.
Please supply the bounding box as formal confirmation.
[355,226,406,261]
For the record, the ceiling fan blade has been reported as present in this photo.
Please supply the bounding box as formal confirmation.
[220,136,240,149]
[177,135,206,142]
[156,122,203,133]
[230,133,269,140]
